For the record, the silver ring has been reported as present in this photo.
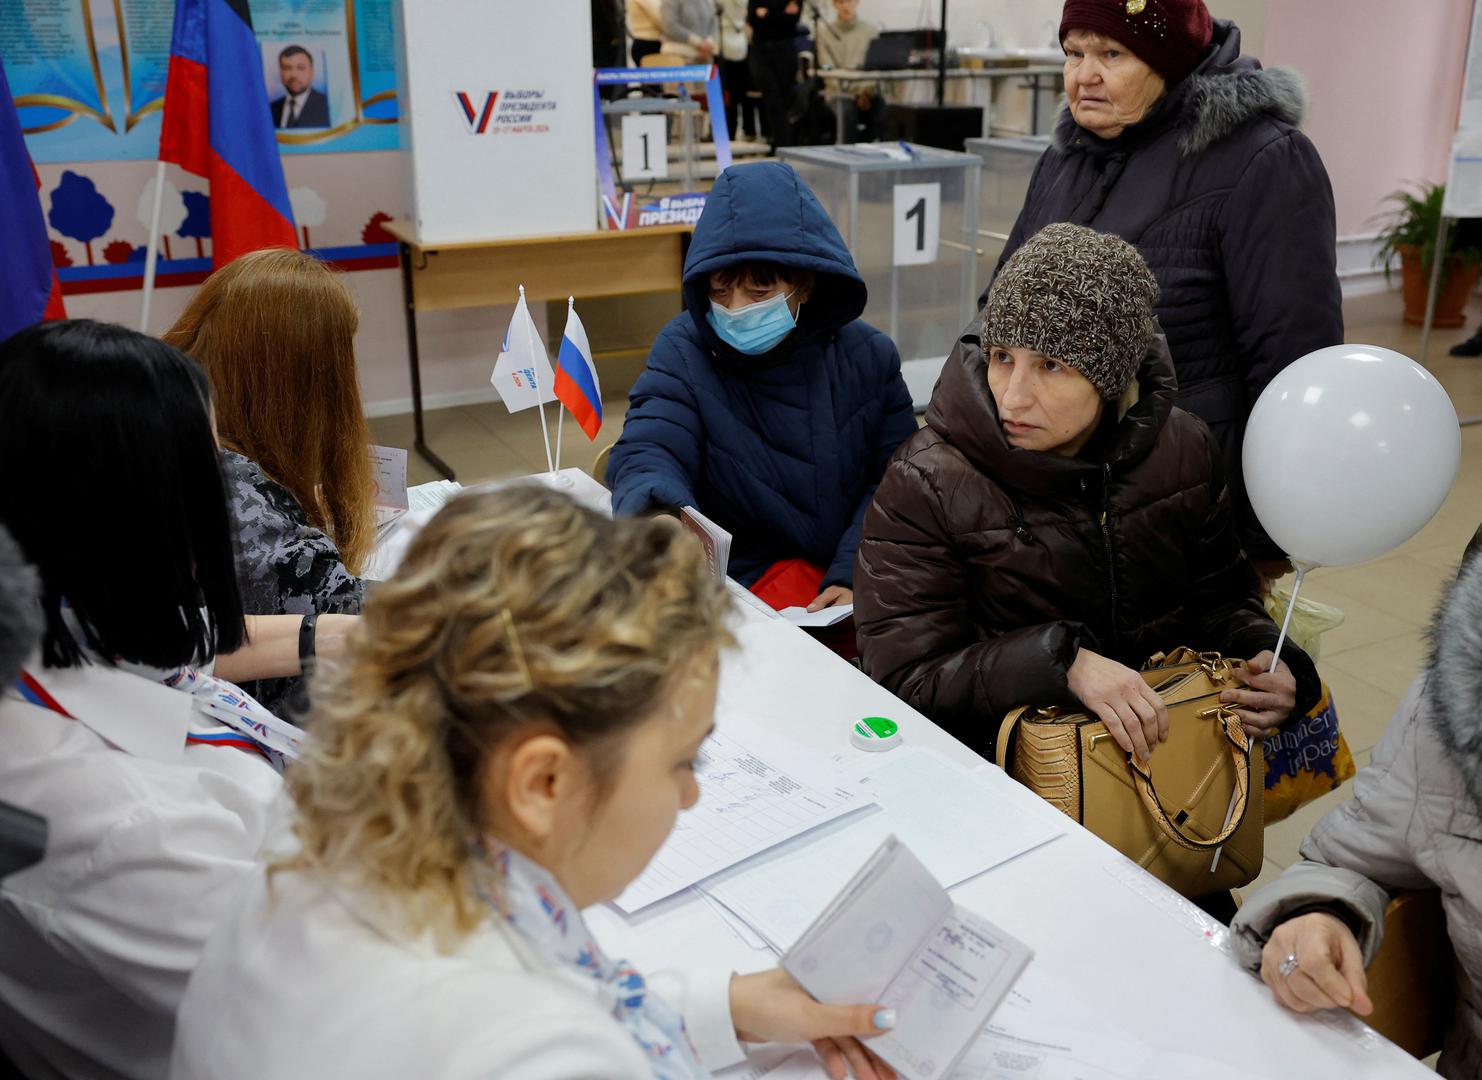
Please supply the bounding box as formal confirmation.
[1278,953,1300,977]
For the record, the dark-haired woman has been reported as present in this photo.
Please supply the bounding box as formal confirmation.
[607,162,917,612]
[0,320,309,1079]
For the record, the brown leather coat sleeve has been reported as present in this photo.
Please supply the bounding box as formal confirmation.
[854,454,1090,754]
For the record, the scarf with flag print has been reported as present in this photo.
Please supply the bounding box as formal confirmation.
[14,658,302,773]
[470,838,709,1080]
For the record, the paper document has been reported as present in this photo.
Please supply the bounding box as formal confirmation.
[408,479,462,513]
[371,446,409,531]
[614,715,871,912]
[783,837,1032,1080]
[681,505,731,580]
[780,604,853,628]
[704,748,1062,950]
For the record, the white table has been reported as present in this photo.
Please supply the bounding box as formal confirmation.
[371,473,1431,1079]
[610,606,1431,1079]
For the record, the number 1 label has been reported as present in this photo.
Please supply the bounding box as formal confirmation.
[893,182,940,267]
[621,114,669,181]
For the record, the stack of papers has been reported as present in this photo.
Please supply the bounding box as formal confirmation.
[703,748,1063,950]
[613,715,872,912]
[681,505,732,580]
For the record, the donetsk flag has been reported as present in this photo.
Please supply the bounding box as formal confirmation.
[554,300,603,440]
[159,0,296,268]
[0,61,65,342]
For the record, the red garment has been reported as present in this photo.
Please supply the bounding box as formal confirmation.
[749,559,858,662]
[749,558,826,611]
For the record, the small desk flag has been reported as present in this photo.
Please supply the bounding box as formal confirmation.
[492,286,557,414]
[554,298,603,440]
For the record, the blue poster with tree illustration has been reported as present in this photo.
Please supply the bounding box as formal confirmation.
[1,0,401,163]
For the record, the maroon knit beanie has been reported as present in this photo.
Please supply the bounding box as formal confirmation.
[1059,0,1214,84]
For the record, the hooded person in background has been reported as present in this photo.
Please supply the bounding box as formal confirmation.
[993,0,1342,575]
[607,161,917,615]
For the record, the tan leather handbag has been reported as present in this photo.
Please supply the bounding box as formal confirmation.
[995,648,1265,897]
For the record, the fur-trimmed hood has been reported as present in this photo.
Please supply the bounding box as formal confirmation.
[1052,20,1307,157]
[1428,552,1482,813]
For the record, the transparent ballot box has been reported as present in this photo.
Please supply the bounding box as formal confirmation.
[778,143,981,407]
[965,134,1050,273]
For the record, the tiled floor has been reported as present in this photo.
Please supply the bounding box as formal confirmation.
[372,287,1482,904]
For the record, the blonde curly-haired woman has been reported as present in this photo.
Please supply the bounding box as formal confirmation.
[172,486,895,1080]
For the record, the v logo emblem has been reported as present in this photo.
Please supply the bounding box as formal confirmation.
[454,91,499,134]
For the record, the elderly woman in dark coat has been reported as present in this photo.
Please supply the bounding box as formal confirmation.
[994,0,1342,568]
[855,224,1320,766]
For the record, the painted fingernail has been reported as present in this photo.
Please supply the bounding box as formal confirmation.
[873,1008,896,1031]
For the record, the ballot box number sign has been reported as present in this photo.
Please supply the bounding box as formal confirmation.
[622,114,669,181]
[893,182,941,267]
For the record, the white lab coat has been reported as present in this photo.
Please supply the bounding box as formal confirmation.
[0,661,283,1080]
[171,866,747,1079]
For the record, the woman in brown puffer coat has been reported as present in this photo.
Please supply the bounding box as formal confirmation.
[854,223,1320,762]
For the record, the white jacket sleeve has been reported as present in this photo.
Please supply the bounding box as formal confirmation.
[1232,677,1436,970]
[649,966,748,1071]
[444,967,744,1079]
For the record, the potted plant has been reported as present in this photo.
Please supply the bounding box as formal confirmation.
[1375,182,1482,327]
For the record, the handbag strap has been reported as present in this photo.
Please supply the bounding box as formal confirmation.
[1127,711,1252,851]
[995,706,1029,769]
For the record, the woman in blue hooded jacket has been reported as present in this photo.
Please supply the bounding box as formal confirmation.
[607,161,917,613]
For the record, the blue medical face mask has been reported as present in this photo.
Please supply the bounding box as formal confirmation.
[706,290,800,355]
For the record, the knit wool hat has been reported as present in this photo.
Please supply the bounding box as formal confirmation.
[982,223,1159,401]
[1060,0,1213,85]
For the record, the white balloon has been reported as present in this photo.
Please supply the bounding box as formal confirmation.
[1242,344,1460,567]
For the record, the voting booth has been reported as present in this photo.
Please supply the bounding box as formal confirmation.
[779,144,981,408]
[396,0,596,243]
[966,134,1050,272]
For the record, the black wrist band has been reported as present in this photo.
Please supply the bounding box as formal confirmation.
[299,613,318,671]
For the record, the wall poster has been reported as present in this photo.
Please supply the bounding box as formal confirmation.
[0,0,401,163]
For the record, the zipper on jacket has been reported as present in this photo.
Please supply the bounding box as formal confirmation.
[1099,464,1119,647]
[1007,500,1036,545]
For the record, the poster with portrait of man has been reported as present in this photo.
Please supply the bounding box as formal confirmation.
[264,42,334,130]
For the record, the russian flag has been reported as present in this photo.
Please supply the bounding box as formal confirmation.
[159,0,296,268]
[0,61,65,342]
[554,299,603,440]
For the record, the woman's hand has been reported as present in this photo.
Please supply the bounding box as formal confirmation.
[730,970,897,1080]
[1259,912,1372,1016]
[807,586,853,613]
[1222,651,1296,736]
[1066,648,1167,762]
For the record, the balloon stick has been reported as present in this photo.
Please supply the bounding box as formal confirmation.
[1210,564,1308,874]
